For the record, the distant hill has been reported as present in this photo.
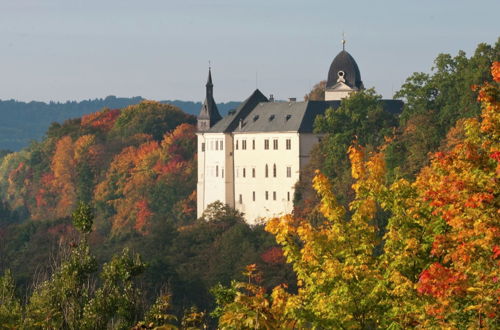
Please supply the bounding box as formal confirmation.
[0,96,240,151]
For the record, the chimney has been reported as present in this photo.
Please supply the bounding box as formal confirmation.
[269,94,274,102]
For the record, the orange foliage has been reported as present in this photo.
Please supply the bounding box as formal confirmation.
[492,61,500,82]
[414,62,500,323]
[96,124,197,235]
[134,199,153,235]
[81,108,121,131]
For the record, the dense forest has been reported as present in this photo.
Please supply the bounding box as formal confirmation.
[0,40,499,329]
[0,97,240,151]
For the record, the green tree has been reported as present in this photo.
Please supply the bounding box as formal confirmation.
[24,243,98,329]
[0,269,22,329]
[82,248,145,329]
[389,39,500,179]
[71,201,94,235]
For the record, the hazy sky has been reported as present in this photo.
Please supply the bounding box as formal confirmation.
[0,0,498,103]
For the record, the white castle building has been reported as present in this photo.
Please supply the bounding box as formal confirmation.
[196,46,402,224]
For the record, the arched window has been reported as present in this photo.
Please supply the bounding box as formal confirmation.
[273,164,277,177]
[265,164,269,178]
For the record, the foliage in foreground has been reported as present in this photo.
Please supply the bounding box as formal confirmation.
[216,63,500,329]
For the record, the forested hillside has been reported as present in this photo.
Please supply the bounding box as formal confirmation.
[0,96,240,151]
[0,40,498,328]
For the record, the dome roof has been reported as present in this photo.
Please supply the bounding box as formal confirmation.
[326,50,363,90]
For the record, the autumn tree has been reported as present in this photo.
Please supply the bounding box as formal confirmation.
[410,62,500,327]
[304,80,326,101]
[388,39,500,179]
[217,62,500,329]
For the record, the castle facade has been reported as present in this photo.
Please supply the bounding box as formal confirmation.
[196,47,402,224]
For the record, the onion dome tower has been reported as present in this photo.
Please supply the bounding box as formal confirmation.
[197,68,222,131]
[325,38,364,101]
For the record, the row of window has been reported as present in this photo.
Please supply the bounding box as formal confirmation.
[236,138,291,150]
[208,165,293,178]
[202,139,224,152]
[236,165,292,178]
[201,138,293,152]
[206,166,225,178]
[238,191,291,203]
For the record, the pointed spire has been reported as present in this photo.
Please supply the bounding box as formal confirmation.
[206,66,213,88]
[342,32,346,51]
[198,67,222,131]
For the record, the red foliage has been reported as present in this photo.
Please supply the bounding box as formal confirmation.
[261,247,285,264]
[417,262,466,298]
[493,246,500,259]
[81,108,121,131]
[490,151,500,162]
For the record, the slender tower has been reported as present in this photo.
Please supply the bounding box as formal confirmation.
[197,68,222,131]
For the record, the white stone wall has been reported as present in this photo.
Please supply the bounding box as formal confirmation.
[197,131,322,224]
[325,89,352,101]
[196,132,233,218]
[232,132,301,224]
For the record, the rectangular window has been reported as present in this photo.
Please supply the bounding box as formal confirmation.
[215,141,219,150]
[287,191,290,201]
[252,167,256,178]
[216,165,219,177]
[265,191,269,200]
[201,143,205,152]
[286,139,291,150]
[273,139,278,150]
[243,168,246,178]
[252,191,255,201]
[252,139,255,150]
[264,139,269,150]
[235,140,239,150]
[222,168,224,178]
[220,140,224,150]
[242,140,247,150]
[273,191,277,200]
[286,166,291,178]
[239,194,242,204]
[236,167,239,178]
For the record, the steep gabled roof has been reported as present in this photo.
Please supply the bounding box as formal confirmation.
[234,100,341,133]
[207,89,268,133]
[205,90,403,134]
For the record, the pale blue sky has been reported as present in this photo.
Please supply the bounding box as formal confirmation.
[0,0,498,103]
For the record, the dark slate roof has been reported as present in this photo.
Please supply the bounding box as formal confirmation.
[327,50,364,90]
[198,69,222,127]
[234,100,341,133]
[207,90,403,134]
[207,89,268,133]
